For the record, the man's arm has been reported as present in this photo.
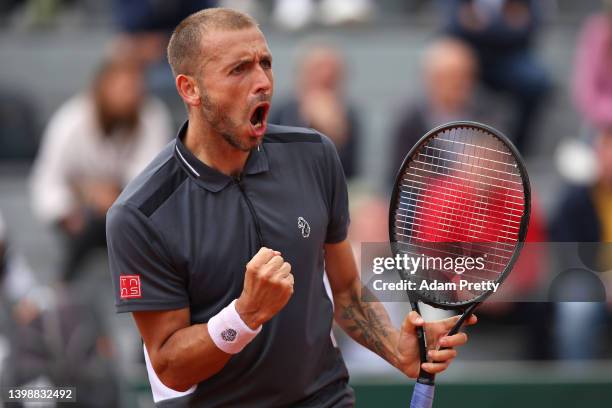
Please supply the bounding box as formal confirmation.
[132,247,294,391]
[325,239,476,378]
[108,207,295,391]
[133,308,230,391]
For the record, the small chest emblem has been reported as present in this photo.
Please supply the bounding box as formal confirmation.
[297,217,311,238]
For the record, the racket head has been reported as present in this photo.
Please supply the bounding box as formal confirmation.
[388,121,531,309]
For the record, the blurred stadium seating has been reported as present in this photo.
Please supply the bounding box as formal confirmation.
[1,1,611,407]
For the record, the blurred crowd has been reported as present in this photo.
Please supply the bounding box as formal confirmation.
[1,0,612,405]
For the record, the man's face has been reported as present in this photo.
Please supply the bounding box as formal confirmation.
[300,49,344,93]
[425,46,476,112]
[429,63,475,112]
[195,27,273,152]
[99,68,144,122]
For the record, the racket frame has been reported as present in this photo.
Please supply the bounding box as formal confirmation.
[389,120,531,309]
[388,121,531,387]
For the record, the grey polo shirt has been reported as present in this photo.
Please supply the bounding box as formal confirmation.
[106,121,354,407]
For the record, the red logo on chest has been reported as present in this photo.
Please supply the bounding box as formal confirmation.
[120,275,142,299]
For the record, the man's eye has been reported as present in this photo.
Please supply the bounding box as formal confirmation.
[261,59,272,69]
[231,65,245,74]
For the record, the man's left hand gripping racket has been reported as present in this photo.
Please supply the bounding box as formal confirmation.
[388,121,531,408]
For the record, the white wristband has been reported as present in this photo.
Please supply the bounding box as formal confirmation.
[207,299,262,354]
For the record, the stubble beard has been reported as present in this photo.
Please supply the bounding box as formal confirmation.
[200,90,254,153]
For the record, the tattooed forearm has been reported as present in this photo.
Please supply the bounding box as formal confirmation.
[336,285,399,365]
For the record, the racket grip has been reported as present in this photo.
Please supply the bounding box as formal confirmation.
[410,382,435,408]
[415,322,436,385]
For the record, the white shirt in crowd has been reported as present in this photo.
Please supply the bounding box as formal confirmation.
[30,94,172,224]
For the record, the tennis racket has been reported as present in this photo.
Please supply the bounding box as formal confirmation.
[388,121,531,408]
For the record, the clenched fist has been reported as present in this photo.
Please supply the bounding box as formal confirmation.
[235,247,294,329]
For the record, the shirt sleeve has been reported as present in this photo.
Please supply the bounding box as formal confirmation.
[320,133,350,243]
[106,203,189,313]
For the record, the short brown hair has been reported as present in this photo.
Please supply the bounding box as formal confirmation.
[167,8,258,76]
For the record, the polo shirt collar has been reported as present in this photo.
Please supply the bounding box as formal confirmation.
[174,120,269,192]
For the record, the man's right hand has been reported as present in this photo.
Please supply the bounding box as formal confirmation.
[235,247,294,329]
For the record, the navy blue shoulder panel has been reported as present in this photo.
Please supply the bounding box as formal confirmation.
[264,124,322,143]
[114,141,188,218]
[137,162,188,217]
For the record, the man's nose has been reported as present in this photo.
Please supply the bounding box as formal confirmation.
[252,65,272,96]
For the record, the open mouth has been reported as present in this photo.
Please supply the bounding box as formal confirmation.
[250,103,269,129]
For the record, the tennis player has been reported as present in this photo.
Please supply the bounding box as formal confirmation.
[106,8,476,407]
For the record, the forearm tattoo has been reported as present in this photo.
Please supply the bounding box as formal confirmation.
[338,286,396,362]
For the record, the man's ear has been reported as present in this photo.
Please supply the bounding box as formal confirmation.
[176,74,201,108]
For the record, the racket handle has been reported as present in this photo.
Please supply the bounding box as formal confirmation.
[417,369,435,385]
[448,303,478,336]
[410,382,435,408]
[416,304,478,387]
[414,315,436,385]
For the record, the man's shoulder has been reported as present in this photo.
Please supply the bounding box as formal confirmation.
[45,94,92,133]
[112,141,187,218]
[263,124,340,160]
[264,123,323,144]
[55,93,91,116]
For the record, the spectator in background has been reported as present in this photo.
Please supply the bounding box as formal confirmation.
[30,58,171,282]
[440,0,551,154]
[0,209,41,391]
[475,197,553,360]
[573,1,612,130]
[272,0,373,30]
[114,0,216,35]
[0,211,119,406]
[0,88,39,161]
[552,0,612,360]
[389,37,488,184]
[112,0,218,117]
[550,127,612,359]
[271,44,361,179]
[550,129,612,244]
[0,211,41,327]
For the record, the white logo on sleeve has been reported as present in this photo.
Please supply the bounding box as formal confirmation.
[297,217,310,238]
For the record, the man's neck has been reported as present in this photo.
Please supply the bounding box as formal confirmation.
[184,116,249,178]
